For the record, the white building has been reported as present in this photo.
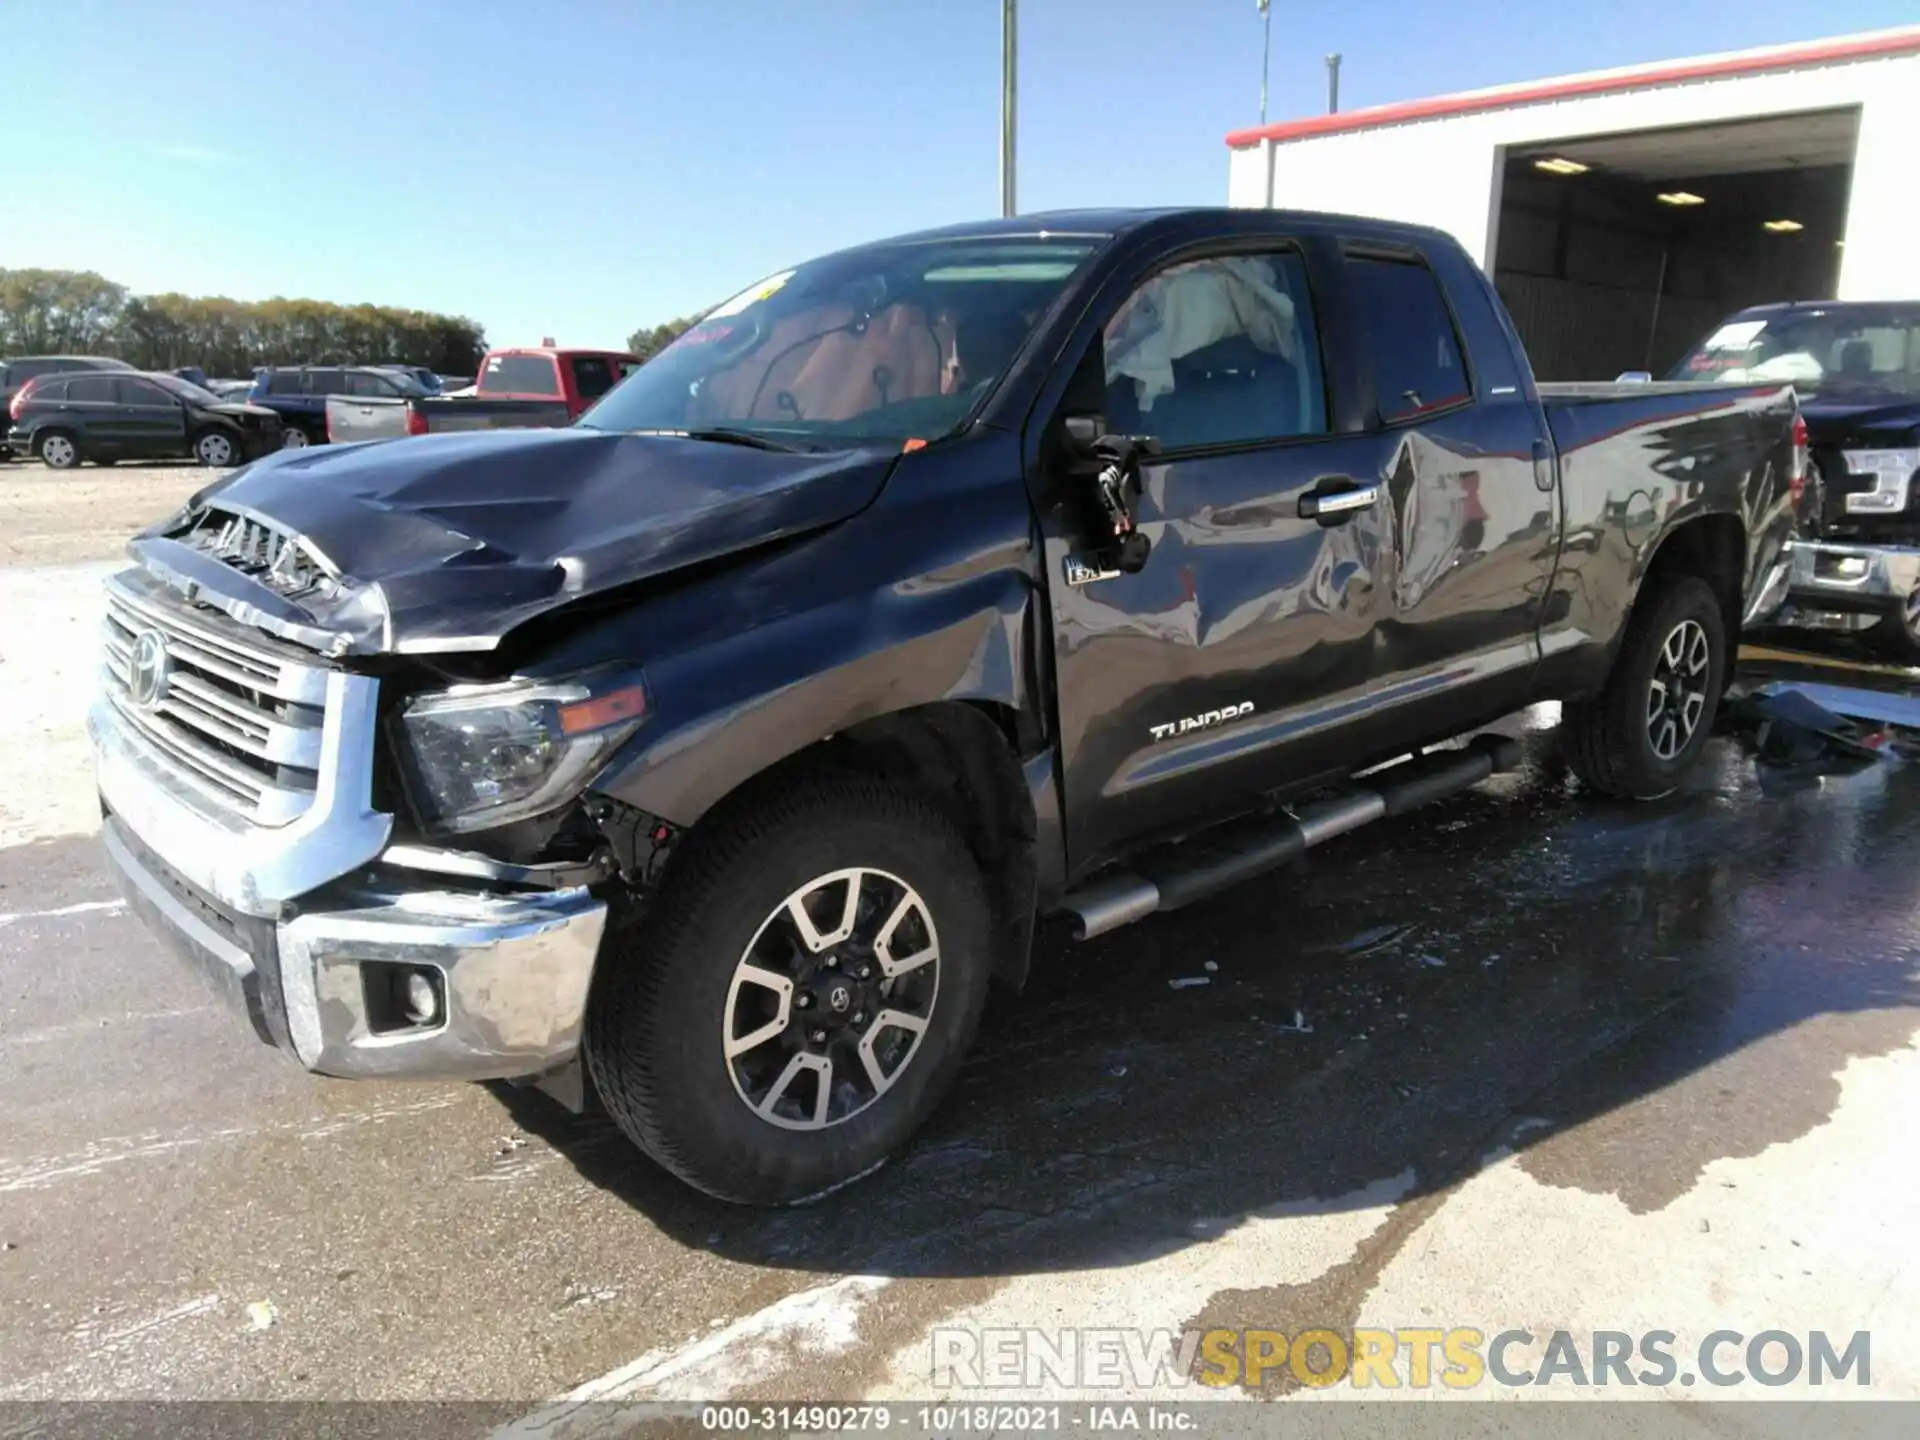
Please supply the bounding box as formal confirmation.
[1226,25,1920,379]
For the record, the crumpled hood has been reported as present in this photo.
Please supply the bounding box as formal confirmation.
[1801,392,1920,446]
[135,427,894,655]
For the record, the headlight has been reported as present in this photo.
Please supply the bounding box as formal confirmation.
[1842,449,1920,513]
[396,672,648,835]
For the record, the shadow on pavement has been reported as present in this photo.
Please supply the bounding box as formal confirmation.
[496,689,1920,1280]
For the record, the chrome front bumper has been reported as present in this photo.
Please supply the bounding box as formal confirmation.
[93,696,609,1083]
[1778,540,1920,623]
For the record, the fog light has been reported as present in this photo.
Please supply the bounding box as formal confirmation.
[403,968,443,1026]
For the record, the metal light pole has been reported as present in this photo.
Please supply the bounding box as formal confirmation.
[1000,0,1018,217]
[1326,53,1342,114]
[1257,0,1272,126]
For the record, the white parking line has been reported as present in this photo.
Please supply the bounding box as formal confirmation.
[0,899,126,928]
[498,1275,891,1439]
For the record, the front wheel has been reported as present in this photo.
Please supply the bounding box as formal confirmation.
[193,429,239,467]
[1872,591,1920,667]
[586,774,993,1205]
[1562,575,1727,799]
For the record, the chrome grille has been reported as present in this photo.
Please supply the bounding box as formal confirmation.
[173,507,338,603]
[101,576,330,826]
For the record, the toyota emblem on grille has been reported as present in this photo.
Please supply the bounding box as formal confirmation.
[127,629,172,710]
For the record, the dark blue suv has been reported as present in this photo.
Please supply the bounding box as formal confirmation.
[248,365,430,447]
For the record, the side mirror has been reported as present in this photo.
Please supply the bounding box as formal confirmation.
[1064,429,1158,575]
[1615,370,1654,384]
[1063,413,1105,451]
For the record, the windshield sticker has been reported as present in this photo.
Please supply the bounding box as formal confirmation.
[706,269,795,321]
[1703,320,1767,351]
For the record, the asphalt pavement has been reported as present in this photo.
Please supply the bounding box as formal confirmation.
[1,538,1916,1412]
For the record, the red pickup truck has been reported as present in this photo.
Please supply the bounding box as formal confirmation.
[475,347,641,417]
[326,346,642,444]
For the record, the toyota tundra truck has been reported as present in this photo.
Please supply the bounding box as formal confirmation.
[1671,300,1920,659]
[92,209,1801,1205]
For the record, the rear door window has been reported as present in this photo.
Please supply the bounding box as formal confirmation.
[1345,252,1473,423]
[267,370,306,396]
[65,375,119,403]
[305,369,347,396]
[117,377,173,405]
[571,356,618,400]
[346,370,398,397]
[479,354,561,397]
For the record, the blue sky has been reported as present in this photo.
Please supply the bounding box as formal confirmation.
[5,0,1914,351]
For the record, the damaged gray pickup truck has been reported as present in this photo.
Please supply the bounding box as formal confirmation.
[94,209,1802,1204]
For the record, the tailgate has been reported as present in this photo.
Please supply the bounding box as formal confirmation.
[420,400,572,433]
[325,395,411,443]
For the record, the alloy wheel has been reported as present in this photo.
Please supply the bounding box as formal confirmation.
[723,867,940,1131]
[40,435,76,468]
[281,429,309,449]
[197,432,234,466]
[1646,618,1711,761]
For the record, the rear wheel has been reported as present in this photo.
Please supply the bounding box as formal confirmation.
[280,427,310,449]
[1562,576,1727,799]
[37,431,81,470]
[586,774,993,1205]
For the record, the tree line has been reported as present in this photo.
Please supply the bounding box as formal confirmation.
[0,267,488,378]
[626,315,702,362]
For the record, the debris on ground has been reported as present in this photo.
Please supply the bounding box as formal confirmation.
[1722,683,1913,768]
[495,1134,528,1157]
[1168,977,1210,990]
[245,1301,278,1331]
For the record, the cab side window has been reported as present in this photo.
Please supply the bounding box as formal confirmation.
[1346,253,1471,423]
[1101,249,1328,450]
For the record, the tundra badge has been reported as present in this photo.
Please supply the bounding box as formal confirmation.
[1150,701,1254,742]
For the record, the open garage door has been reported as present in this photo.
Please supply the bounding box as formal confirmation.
[1492,109,1858,381]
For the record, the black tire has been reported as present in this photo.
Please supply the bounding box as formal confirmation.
[36,430,82,471]
[1871,596,1920,667]
[1562,575,1727,800]
[586,774,993,1206]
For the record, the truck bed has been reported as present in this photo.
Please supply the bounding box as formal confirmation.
[325,394,572,444]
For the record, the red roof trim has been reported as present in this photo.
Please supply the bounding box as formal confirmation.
[1225,28,1920,149]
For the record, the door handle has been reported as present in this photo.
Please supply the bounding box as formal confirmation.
[1298,479,1380,522]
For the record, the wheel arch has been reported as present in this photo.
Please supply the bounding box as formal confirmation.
[1640,513,1745,639]
[653,700,1043,992]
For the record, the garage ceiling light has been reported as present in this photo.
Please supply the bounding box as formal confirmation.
[1763,219,1805,233]
[1657,191,1706,206]
[1533,157,1589,175]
